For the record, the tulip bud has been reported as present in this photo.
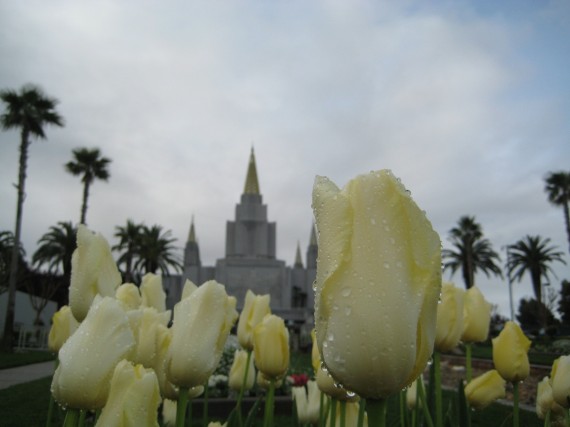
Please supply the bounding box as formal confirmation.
[128,307,171,369]
[327,401,367,427]
[51,297,135,409]
[311,329,321,375]
[464,370,506,410]
[140,273,167,313]
[492,321,531,382]
[69,225,122,322]
[435,282,464,352]
[94,360,161,427]
[237,290,271,351]
[181,279,198,300]
[551,355,570,408]
[167,280,238,389]
[48,306,79,353]
[115,283,141,311]
[292,380,321,425]
[312,171,441,399]
[462,286,491,343]
[316,366,359,401]
[229,349,255,392]
[406,379,420,410]
[162,399,177,427]
[257,371,283,390]
[153,324,178,400]
[536,376,566,420]
[253,314,289,380]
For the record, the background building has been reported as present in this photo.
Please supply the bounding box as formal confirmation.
[164,149,317,334]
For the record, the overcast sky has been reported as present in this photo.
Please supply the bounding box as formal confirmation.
[1,0,569,318]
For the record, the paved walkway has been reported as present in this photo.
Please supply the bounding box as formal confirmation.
[0,361,55,390]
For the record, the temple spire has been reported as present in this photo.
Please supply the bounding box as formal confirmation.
[188,216,196,243]
[309,222,317,246]
[243,147,260,195]
[294,241,303,268]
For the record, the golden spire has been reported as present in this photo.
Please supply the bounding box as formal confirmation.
[243,147,260,195]
[294,241,303,268]
[188,216,196,243]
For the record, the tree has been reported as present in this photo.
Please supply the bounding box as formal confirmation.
[113,219,144,283]
[65,147,111,225]
[442,216,503,289]
[32,221,77,305]
[134,225,182,276]
[0,231,26,295]
[1,84,64,350]
[544,171,570,255]
[559,280,570,326]
[516,297,558,335]
[507,235,566,305]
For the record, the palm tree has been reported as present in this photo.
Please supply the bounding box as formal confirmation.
[65,147,111,225]
[507,235,566,305]
[134,225,182,276]
[113,219,144,283]
[442,216,503,289]
[544,171,570,255]
[0,231,25,295]
[1,84,64,350]
[32,221,77,289]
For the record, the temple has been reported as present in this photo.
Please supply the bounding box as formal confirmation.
[164,148,317,331]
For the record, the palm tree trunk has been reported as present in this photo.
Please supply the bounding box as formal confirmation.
[563,200,570,256]
[80,179,91,225]
[1,130,29,351]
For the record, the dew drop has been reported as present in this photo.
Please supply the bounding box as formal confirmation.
[341,288,351,297]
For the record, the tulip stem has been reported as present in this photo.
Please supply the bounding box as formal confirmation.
[399,390,405,427]
[176,387,189,427]
[544,409,551,427]
[236,349,252,426]
[366,399,387,427]
[78,410,86,427]
[434,351,442,427]
[263,378,276,427]
[63,409,80,427]
[357,399,366,427]
[339,400,346,427]
[465,343,472,383]
[329,398,337,427]
[417,376,434,427]
[512,382,519,427]
[45,358,59,427]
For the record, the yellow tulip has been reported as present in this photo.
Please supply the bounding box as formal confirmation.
[536,376,566,420]
[94,359,161,427]
[115,283,141,311]
[462,286,491,343]
[48,306,79,353]
[312,170,441,399]
[237,290,271,350]
[162,399,177,427]
[315,366,359,401]
[140,273,167,313]
[229,349,255,392]
[253,314,289,380]
[492,321,531,382]
[167,280,238,389]
[68,225,122,322]
[181,278,198,300]
[464,370,506,410]
[551,355,570,408]
[127,307,171,369]
[292,380,321,425]
[406,379,419,410]
[327,401,367,427]
[152,324,178,400]
[311,329,321,375]
[257,371,283,390]
[51,297,135,409]
[435,282,464,352]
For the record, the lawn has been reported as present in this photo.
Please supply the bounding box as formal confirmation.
[0,350,55,369]
[0,375,544,427]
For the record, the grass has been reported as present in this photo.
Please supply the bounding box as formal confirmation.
[0,350,55,369]
[0,375,544,427]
